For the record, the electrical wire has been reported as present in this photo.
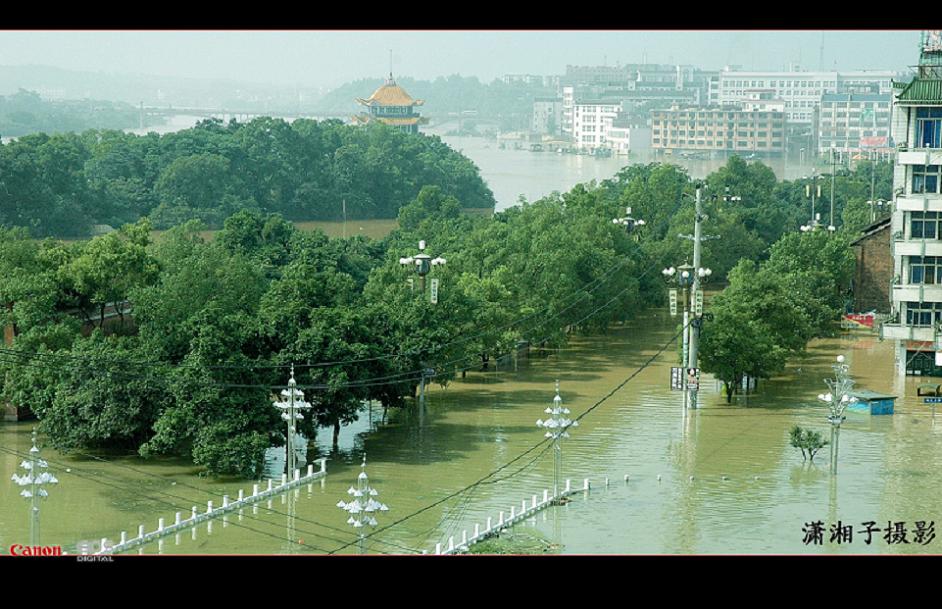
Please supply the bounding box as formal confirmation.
[324,320,688,555]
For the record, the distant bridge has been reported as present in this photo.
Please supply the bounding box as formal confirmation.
[141,106,348,123]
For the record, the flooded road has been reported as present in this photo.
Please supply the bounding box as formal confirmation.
[2,308,939,554]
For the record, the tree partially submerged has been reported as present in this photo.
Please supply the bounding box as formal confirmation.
[789,425,828,462]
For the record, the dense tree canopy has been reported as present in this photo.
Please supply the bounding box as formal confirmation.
[0,155,891,476]
[0,118,495,237]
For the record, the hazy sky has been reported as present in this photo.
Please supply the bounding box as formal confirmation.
[0,31,924,88]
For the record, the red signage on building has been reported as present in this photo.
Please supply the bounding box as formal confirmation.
[860,136,888,148]
[844,313,875,328]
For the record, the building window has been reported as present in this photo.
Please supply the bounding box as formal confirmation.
[916,107,942,148]
[913,166,942,194]
[906,301,942,327]
[911,211,942,238]
[909,256,942,284]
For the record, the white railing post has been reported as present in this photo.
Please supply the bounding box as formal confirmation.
[294,469,300,482]
[222,495,229,509]
[435,542,442,555]
[281,473,287,486]
[120,531,127,545]
[252,483,259,497]
[137,524,145,540]
[499,511,504,526]
[448,536,454,552]
[486,517,492,533]
[175,512,182,526]
[191,506,198,521]
[268,479,274,492]
[532,494,537,509]
[100,538,108,552]
[307,464,314,477]
[522,499,527,513]
[510,506,516,520]
[565,479,572,493]
[543,489,549,503]
[207,500,213,514]
[238,489,244,502]
[319,457,327,473]
[474,524,480,539]
[158,518,165,532]
[583,478,590,491]
[461,530,467,546]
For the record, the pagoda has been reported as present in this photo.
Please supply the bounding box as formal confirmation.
[353,73,427,134]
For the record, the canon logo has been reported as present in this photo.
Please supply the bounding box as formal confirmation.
[8,544,63,556]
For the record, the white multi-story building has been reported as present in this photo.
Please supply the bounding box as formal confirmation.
[571,100,621,150]
[882,31,942,376]
[717,69,897,124]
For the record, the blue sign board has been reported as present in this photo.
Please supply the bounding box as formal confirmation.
[924,397,942,404]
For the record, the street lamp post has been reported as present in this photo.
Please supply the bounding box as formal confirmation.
[804,169,821,229]
[337,455,389,554]
[399,240,446,299]
[536,380,578,502]
[612,206,646,239]
[816,355,858,475]
[11,428,58,546]
[867,199,887,223]
[272,366,311,477]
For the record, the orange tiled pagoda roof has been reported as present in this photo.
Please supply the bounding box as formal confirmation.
[356,76,425,107]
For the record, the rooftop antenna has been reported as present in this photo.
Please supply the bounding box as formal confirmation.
[389,49,394,81]
[819,31,825,71]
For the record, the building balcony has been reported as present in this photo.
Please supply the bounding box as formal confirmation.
[894,239,942,257]
[898,149,942,166]
[895,195,942,212]
[881,323,936,342]
[892,283,942,303]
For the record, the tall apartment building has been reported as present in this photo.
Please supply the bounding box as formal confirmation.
[883,31,942,376]
[572,100,621,150]
[816,92,893,161]
[717,69,897,124]
[650,105,786,156]
[532,97,563,135]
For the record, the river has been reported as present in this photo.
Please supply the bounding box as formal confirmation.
[2,309,938,555]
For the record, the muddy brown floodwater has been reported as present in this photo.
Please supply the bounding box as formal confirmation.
[1,308,939,554]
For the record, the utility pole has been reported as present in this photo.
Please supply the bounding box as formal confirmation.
[829,149,836,230]
[342,198,346,239]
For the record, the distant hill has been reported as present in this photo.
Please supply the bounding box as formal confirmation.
[0,89,164,137]
[0,64,329,114]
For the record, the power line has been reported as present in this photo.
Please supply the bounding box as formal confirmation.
[324,321,688,555]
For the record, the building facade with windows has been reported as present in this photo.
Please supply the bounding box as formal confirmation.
[816,92,893,161]
[571,100,621,150]
[882,32,942,375]
[717,69,897,125]
[650,105,786,155]
[532,97,563,135]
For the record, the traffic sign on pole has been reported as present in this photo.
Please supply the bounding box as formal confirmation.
[669,289,678,317]
[694,290,704,316]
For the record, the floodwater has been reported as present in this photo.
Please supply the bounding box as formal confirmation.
[1,308,939,555]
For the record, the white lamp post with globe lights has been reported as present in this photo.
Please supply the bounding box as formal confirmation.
[337,455,389,554]
[536,380,578,503]
[817,355,858,475]
[11,429,58,546]
[272,366,311,478]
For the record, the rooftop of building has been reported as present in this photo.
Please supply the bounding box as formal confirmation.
[850,216,892,246]
[893,78,942,105]
[356,75,424,108]
[821,92,892,102]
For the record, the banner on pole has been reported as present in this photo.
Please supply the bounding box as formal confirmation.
[430,278,440,304]
[671,367,684,390]
[669,289,678,317]
[686,367,700,390]
[694,290,703,316]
